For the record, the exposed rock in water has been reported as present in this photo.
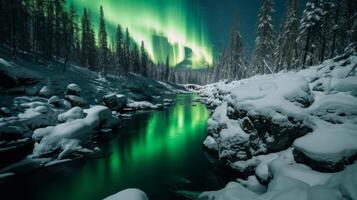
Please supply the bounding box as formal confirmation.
[103,93,128,111]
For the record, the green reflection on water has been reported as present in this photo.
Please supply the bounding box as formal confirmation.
[40,94,209,200]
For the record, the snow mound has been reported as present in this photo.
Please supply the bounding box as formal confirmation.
[103,189,148,200]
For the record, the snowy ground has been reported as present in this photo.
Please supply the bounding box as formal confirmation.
[0,54,183,175]
[197,53,357,200]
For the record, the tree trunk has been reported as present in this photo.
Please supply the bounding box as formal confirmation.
[302,27,311,69]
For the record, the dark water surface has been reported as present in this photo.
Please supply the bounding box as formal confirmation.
[0,94,228,200]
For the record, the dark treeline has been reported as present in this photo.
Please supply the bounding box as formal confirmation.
[209,0,357,83]
[2,0,355,85]
[0,0,178,82]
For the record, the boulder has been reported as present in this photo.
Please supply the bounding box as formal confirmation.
[103,94,127,111]
[65,95,87,107]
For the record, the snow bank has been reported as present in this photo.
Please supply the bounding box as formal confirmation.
[103,189,148,200]
[200,54,357,172]
[199,54,357,200]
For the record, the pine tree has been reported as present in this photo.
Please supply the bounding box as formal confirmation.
[124,27,131,73]
[252,0,275,74]
[115,24,123,76]
[298,0,323,68]
[88,27,97,69]
[54,0,65,61]
[98,5,108,77]
[319,0,335,62]
[165,55,170,81]
[140,41,148,77]
[80,8,89,67]
[131,43,140,74]
[228,13,244,80]
[274,0,299,71]
[63,3,77,69]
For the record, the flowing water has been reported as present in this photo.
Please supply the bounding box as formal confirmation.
[0,94,229,200]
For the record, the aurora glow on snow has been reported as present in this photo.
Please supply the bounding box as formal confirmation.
[68,0,213,68]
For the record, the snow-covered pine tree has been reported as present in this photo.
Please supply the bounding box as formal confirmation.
[298,0,323,68]
[274,0,299,71]
[98,5,108,77]
[228,13,244,80]
[213,12,245,82]
[319,0,335,62]
[252,0,275,75]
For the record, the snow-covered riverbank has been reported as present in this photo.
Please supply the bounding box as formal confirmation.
[0,55,183,174]
[197,53,357,200]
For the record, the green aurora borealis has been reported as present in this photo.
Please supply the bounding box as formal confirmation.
[68,0,213,68]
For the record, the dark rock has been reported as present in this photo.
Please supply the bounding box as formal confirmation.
[293,148,357,173]
[48,96,61,107]
[249,114,312,152]
[65,95,87,107]
[240,117,256,134]
[103,94,128,111]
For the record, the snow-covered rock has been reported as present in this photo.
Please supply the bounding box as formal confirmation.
[65,95,87,107]
[200,54,357,173]
[199,54,357,200]
[18,105,57,129]
[38,86,54,97]
[103,189,149,200]
[58,107,86,123]
[293,121,357,172]
[127,100,159,110]
[32,105,119,158]
[65,83,81,96]
[203,136,218,151]
[48,96,61,107]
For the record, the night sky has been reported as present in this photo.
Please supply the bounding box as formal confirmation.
[199,0,308,56]
[69,0,308,66]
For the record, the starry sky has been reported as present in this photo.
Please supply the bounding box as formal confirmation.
[199,0,308,57]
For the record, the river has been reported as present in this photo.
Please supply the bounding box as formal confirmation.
[0,94,230,200]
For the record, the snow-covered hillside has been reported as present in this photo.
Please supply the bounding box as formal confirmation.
[0,55,183,171]
[198,53,357,200]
